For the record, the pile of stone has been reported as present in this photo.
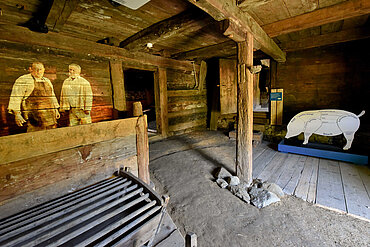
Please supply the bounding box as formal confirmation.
[215,167,284,208]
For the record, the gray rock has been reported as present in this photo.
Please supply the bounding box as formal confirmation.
[226,176,240,186]
[229,185,250,203]
[239,182,250,190]
[214,167,232,179]
[249,187,280,208]
[248,187,263,198]
[262,182,285,198]
[216,178,228,189]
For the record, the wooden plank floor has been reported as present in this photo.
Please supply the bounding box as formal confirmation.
[254,142,370,220]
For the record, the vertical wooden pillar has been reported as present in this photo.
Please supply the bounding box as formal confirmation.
[135,102,150,184]
[109,60,126,111]
[154,68,168,137]
[236,33,253,185]
[133,101,143,116]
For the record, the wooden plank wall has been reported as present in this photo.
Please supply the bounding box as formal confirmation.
[276,39,369,122]
[0,40,113,136]
[167,68,207,135]
[276,38,369,153]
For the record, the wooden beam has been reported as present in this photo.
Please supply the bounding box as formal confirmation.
[221,19,247,42]
[221,19,262,50]
[154,68,169,137]
[237,0,273,9]
[263,0,370,37]
[281,27,370,51]
[120,8,212,51]
[136,115,150,184]
[109,60,127,111]
[0,24,198,72]
[236,33,253,184]
[45,0,79,32]
[172,40,237,60]
[0,118,138,165]
[187,0,286,62]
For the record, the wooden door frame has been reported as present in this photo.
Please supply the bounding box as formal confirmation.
[121,65,168,138]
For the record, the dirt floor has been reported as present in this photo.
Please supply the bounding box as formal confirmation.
[149,131,370,247]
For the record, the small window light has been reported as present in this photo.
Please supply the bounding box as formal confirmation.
[146,43,153,48]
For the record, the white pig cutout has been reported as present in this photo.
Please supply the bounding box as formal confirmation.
[285,110,365,150]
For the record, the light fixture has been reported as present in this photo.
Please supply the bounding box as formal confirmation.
[110,0,151,10]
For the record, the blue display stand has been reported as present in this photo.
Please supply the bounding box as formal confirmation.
[278,139,368,165]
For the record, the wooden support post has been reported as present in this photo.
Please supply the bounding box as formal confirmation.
[109,60,127,111]
[185,232,198,247]
[154,68,168,137]
[133,101,143,117]
[135,102,150,184]
[236,33,253,185]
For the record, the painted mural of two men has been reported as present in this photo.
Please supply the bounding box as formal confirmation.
[8,62,93,132]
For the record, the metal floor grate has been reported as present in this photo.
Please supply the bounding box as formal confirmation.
[0,171,164,247]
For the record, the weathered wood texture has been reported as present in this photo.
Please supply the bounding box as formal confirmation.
[187,0,286,62]
[45,0,79,32]
[0,24,198,72]
[275,39,369,152]
[219,59,237,114]
[109,60,127,111]
[133,101,144,117]
[120,8,212,52]
[136,115,150,184]
[0,118,137,165]
[262,0,370,37]
[0,25,202,137]
[255,142,370,219]
[236,36,254,184]
[173,40,237,61]
[0,118,140,204]
[167,69,207,135]
[217,112,269,130]
[155,68,169,137]
[0,39,113,136]
[0,136,137,205]
[280,27,370,51]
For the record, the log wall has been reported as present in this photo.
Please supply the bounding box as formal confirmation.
[0,24,204,216]
[167,68,207,135]
[276,39,369,122]
[0,40,113,136]
[276,39,369,153]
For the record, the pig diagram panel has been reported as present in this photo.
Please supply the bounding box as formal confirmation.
[285,109,365,150]
[280,109,368,164]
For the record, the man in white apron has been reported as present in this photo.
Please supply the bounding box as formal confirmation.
[8,62,60,132]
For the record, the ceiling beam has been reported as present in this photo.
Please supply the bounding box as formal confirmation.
[263,0,370,37]
[281,27,370,51]
[237,0,273,10]
[45,0,79,32]
[172,40,237,60]
[0,24,198,71]
[186,0,286,62]
[172,40,267,61]
[120,8,212,52]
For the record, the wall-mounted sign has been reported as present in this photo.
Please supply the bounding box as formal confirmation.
[270,92,282,101]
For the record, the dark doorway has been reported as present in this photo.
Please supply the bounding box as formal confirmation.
[124,69,156,132]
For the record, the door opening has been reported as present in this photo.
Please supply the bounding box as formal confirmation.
[124,69,156,133]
